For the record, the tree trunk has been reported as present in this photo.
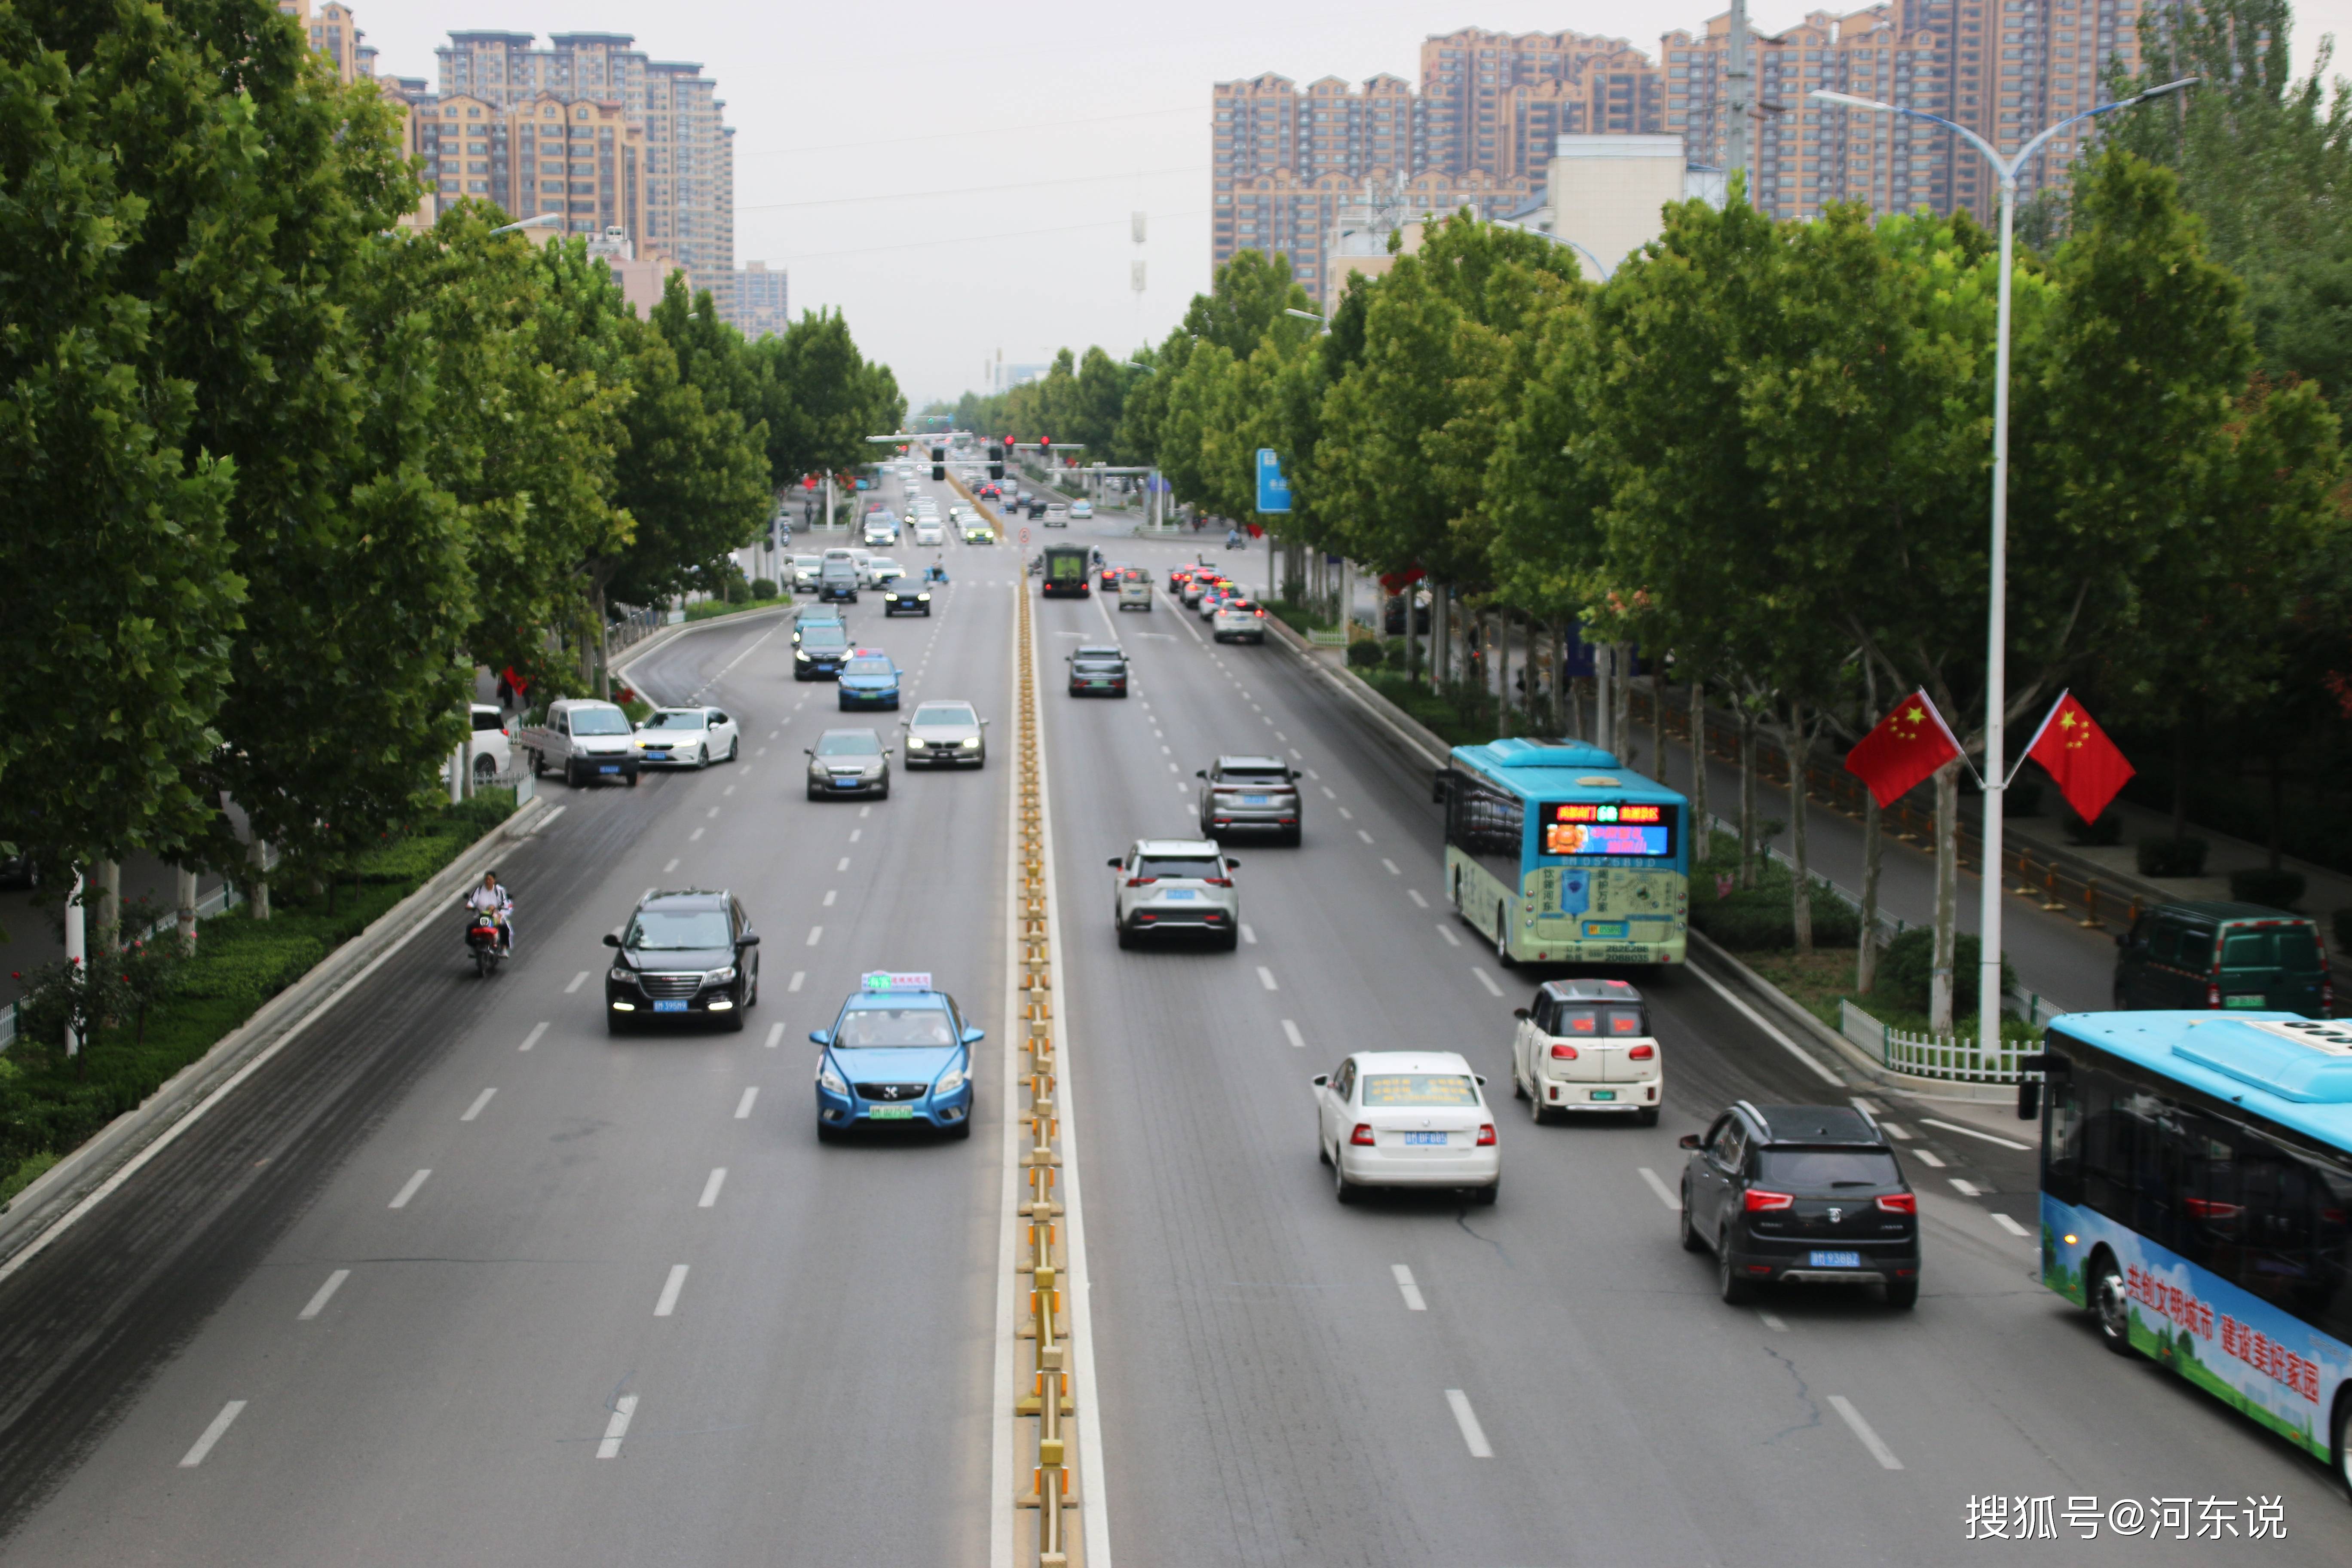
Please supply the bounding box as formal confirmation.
[176,866,199,956]
[1739,707,1758,889]
[1688,674,1709,851]
[248,836,271,922]
[1431,585,1449,692]
[93,858,121,956]
[1858,793,1882,994]
[1932,760,1959,1035]
[1789,704,1815,956]
[1614,645,1636,771]
[1653,666,1668,786]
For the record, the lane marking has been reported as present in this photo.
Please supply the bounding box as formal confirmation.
[850,829,862,842]
[1637,1167,1681,1210]
[1381,858,1400,876]
[565,971,589,994]
[1281,1019,1306,1050]
[520,1022,548,1052]
[1828,1394,1903,1469]
[699,1167,727,1208]
[1392,1264,1427,1311]
[1948,1177,1983,1197]
[1850,1097,1880,1115]
[764,1023,784,1048]
[596,1394,638,1458]
[836,857,851,871]
[1240,924,1257,945]
[859,805,873,818]
[1290,749,1303,761]
[722,784,736,797]
[1445,1389,1494,1458]
[1920,1116,2029,1151]
[1991,1210,2030,1237]
[1683,963,1845,1088]
[388,1169,432,1209]
[1320,785,1336,800]
[1758,1310,1789,1331]
[1174,782,1188,794]
[1909,1148,1947,1168]
[653,1264,689,1317]
[1879,1120,1911,1140]
[1257,966,1278,991]
[1305,768,1320,780]
[689,827,705,841]
[823,889,838,906]
[1337,807,1354,820]
[298,1269,350,1321]
[663,858,680,873]
[1470,968,1504,997]
[807,926,823,946]
[1356,829,1374,845]
[788,971,805,992]
[178,1400,247,1468]
[1408,889,1428,909]
[459,1088,497,1123]
[530,805,566,833]
[1436,925,1461,948]
[735,1087,759,1119]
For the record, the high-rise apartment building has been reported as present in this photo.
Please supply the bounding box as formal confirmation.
[735,262,790,341]
[1215,7,2144,278]
[278,0,368,84]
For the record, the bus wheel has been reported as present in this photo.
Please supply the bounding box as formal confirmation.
[2089,1249,2134,1357]
[1494,903,1518,969]
[2333,1393,2352,1499]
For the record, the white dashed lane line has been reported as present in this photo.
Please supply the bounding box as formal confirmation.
[735,1087,759,1119]
[1991,1211,2030,1237]
[519,1022,548,1052]
[1281,1019,1306,1050]
[1392,1264,1428,1311]
[699,1167,727,1207]
[1828,1395,1903,1469]
[1357,830,1374,845]
[388,1170,432,1210]
[565,971,589,995]
[1407,890,1428,909]
[807,927,823,946]
[178,1401,247,1468]
[298,1269,350,1320]
[1446,1390,1494,1458]
[653,1264,690,1317]
[1257,966,1279,991]
[1240,924,1257,945]
[1436,926,1461,948]
[765,1022,784,1048]
[596,1395,638,1459]
[1909,1148,1947,1168]
[459,1088,496,1123]
[1920,1117,2029,1151]
[788,971,805,992]
[1637,1167,1681,1210]
[1381,858,1400,876]
[1948,1177,1983,1197]
[663,858,680,873]
[1470,968,1504,998]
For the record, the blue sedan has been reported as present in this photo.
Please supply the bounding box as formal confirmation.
[812,973,979,1139]
[836,652,903,710]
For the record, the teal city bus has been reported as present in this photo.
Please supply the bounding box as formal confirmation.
[1437,738,1690,967]
[2033,1011,2352,1482]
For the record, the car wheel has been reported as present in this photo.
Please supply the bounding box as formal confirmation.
[2090,1249,2135,1356]
[807,783,822,801]
[1511,1066,1528,1101]
[529,749,544,778]
[606,1013,631,1036]
[2334,1394,2352,1499]
[627,770,640,787]
[729,738,740,762]
[1884,1278,1920,1310]
[565,761,582,788]
[948,1117,972,1141]
[877,778,890,800]
[1471,1182,1498,1206]
[1679,1185,1707,1252]
[1116,921,1135,950]
[1527,1084,1549,1125]
[1334,1160,1358,1205]
[722,1005,745,1032]
[816,1121,841,1144]
[1219,927,1240,952]
[1318,1134,1332,1167]
[1718,1231,1757,1304]
[474,753,498,782]
[1637,1106,1660,1127]
[1495,903,1518,969]
[1283,828,1302,847]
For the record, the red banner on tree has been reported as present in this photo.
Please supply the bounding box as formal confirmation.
[1845,690,1962,808]
[2023,691,2133,824]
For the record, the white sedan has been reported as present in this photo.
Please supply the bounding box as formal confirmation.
[633,706,740,769]
[1314,1051,1499,1204]
[1070,499,1093,520]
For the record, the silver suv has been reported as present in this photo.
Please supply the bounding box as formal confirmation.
[1109,839,1241,950]
[1196,755,1302,844]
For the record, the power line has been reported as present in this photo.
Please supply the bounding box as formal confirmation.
[767,210,1209,264]
[733,104,1200,160]
[738,165,1204,215]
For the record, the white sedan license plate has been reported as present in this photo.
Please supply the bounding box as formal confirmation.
[652,1000,688,1013]
[1809,1250,1861,1268]
[868,1104,915,1120]
[1403,1131,1447,1146]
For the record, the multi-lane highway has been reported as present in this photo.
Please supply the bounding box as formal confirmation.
[0,472,2346,1565]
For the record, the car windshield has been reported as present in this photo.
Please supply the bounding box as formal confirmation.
[568,708,630,736]
[625,906,732,949]
[640,710,707,730]
[835,1006,956,1047]
[794,555,821,568]
[816,732,880,757]
[1756,1149,1902,1189]
[916,704,977,726]
[1361,1073,1479,1107]
[801,627,848,650]
[843,657,894,677]
[1137,856,1222,880]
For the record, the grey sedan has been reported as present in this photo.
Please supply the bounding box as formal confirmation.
[902,700,987,768]
[805,728,891,800]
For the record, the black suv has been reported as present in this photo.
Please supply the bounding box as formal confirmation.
[1678,1102,1920,1308]
[602,889,760,1035]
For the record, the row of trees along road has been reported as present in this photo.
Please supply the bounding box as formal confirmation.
[1032,48,2347,1033]
[0,0,900,935]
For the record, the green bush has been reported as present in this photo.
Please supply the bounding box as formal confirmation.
[2229,867,2306,910]
[2138,836,2210,877]
[1345,639,1386,669]
[1689,889,1860,951]
[750,577,780,600]
[1873,927,2016,1017]
[2063,808,2123,846]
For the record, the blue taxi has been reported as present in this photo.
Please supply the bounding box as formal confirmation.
[836,651,903,710]
[812,973,980,1139]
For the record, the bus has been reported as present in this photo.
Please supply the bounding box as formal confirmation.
[2033,1011,2352,1481]
[1436,738,1689,967]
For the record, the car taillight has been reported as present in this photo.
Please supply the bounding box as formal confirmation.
[1627,1044,1655,1061]
[1476,1124,1497,1146]
[1550,1043,1578,1060]
[1875,1192,1917,1215]
[2184,1197,2245,1221]
[2207,981,2222,1008]
[1126,876,1156,888]
[1204,877,1233,888]
[1743,1189,1795,1213]
[1351,1123,1375,1146]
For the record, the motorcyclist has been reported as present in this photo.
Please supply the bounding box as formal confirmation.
[465,870,514,952]
[925,556,949,585]
[1226,526,1241,550]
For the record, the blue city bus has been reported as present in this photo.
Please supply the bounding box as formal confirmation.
[1436,738,1690,967]
[2033,1011,2352,1481]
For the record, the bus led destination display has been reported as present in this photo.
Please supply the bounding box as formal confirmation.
[1545,802,1675,858]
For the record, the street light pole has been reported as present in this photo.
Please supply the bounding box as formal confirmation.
[488,212,563,236]
[1810,77,2195,1062]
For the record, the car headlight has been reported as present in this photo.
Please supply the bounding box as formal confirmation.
[917,592,931,601]
[817,1063,848,1095]
[704,965,736,986]
[609,965,634,983]
[961,736,981,748]
[795,649,811,662]
[933,1066,967,1097]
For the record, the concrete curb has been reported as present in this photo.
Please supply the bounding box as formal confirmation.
[0,794,546,1273]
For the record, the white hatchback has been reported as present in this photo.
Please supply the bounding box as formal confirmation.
[913,521,944,546]
[1315,1051,1499,1203]
[1509,977,1662,1124]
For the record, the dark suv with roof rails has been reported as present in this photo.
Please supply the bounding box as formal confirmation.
[1678,1101,1920,1308]
[601,889,761,1035]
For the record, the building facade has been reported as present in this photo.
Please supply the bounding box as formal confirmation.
[735,262,790,341]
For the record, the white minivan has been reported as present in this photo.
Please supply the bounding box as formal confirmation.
[516,698,640,788]
[1510,977,1662,1124]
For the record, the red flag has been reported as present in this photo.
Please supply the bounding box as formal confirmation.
[2024,690,2133,824]
[1845,690,1962,808]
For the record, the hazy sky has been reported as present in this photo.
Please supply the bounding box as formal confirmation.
[361,0,2352,405]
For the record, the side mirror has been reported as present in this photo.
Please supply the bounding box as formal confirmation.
[737,933,761,947]
[1311,1074,1330,1089]
[962,1026,985,1045]
[603,932,622,948]
[803,747,815,757]
[1432,766,1449,804]
[2016,1079,2042,1121]
[981,718,991,726]
[1678,1133,1703,1151]
[1106,856,1123,869]
[809,1029,832,1046]
[1473,1074,1488,1087]
[1225,857,1241,870]
[1194,769,1207,779]
[1512,1007,1530,1021]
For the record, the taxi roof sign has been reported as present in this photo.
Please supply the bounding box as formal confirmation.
[861,971,934,993]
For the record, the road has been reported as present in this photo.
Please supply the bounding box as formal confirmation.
[0,480,2345,1565]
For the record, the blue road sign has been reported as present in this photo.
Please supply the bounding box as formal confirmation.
[1256,449,1292,514]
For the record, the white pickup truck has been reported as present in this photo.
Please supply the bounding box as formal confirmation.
[515,698,640,787]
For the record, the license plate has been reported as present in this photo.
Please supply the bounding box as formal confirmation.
[2224,995,2266,1009]
[652,1000,688,1013]
[646,752,670,760]
[1403,1131,1447,1146]
[1590,1090,1616,1101]
[1809,1250,1861,1268]
[867,1104,915,1120]
[1584,921,1625,938]
[1243,794,1268,805]
[1162,889,1196,900]
[599,764,620,774]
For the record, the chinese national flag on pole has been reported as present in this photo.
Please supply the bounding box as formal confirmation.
[1845,690,1963,808]
[2024,691,2134,824]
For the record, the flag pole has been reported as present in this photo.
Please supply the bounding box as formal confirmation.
[2009,690,2069,790]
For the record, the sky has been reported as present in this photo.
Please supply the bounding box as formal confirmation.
[362,0,2352,407]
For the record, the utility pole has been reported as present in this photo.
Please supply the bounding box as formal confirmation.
[1727,0,1751,201]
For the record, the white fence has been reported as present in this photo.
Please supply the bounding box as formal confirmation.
[1839,999,2048,1086]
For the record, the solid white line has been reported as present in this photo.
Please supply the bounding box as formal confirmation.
[1991,1210,2030,1237]
[735,1087,759,1119]
[1949,1177,1983,1197]
[1920,1116,2030,1151]
[298,1269,350,1320]
[1470,968,1504,997]
[596,1394,638,1458]
[1257,966,1278,991]
[530,804,566,833]
[388,1169,431,1209]
[699,1167,727,1208]
[764,1022,784,1048]
[1684,962,1845,1087]
[1381,858,1400,876]
[1240,923,1257,945]
[1828,1394,1903,1469]
[1408,889,1428,909]
[788,971,805,992]
[1357,829,1374,844]
[1909,1148,1947,1168]
[519,1022,549,1053]
[178,1400,247,1468]
[1637,1166,1681,1210]
[565,971,589,995]
[1436,925,1461,948]
[1392,1263,1427,1311]
[1445,1389,1494,1458]
[460,1087,497,1123]
[806,926,823,946]
[1281,1019,1306,1050]
[653,1264,689,1317]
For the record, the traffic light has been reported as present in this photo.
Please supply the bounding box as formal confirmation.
[930,445,945,463]
[932,463,946,481]
[1039,435,1052,460]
